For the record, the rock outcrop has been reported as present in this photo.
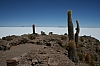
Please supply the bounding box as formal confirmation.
[10,45,75,66]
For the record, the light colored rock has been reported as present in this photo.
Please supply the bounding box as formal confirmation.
[48,58,58,66]
[11,56,20,62]
[21,53,27,57]
[6,43,11,50]
[32,59,38,63]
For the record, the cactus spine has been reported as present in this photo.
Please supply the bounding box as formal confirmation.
[75,20,80,47]
[32,24,35,34]
[68,10,74,40]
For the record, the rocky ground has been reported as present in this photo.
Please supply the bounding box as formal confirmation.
[0,44,39,66]
[0,33,100,66]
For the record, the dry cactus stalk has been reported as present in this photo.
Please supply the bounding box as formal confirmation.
[32,24,35,34]
[75,20,80,47]
[68,10,74,41]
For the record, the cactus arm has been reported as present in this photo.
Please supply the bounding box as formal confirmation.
[76,20,80,34]
[75,20,80,47]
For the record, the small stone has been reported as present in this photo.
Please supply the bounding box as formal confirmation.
[46,43,51,46]
[32,59,38,63]
[48,58,58,66]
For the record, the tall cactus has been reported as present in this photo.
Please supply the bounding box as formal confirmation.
[75,20,80,47]
[32,24,35,34]
[67,10,77,62]
[68,10,74,40]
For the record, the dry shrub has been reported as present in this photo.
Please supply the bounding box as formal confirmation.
[28,34,36,40]
[60,35,67,40]
[56,39,63,47]
[78,44,84,47]
[80,37,84,42]
[77,52,84,61]
[62,43,68,49]
[2,36,13,41]
[64,33,67,35]
[96,46,100,52]
[85,53,91,63]
[85,54,96,66]
[41,31,46,35]
[49,32,53,35]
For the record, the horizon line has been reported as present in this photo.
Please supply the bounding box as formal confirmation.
[0,26,100,28]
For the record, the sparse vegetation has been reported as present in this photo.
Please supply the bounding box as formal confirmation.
[49,38,56,41]
[89,59,95,66]
[49,32,53,35]
[62,43,68,49]
[95,46,100,53]
[60,35,67,40]
[76,47,84,53]
[11,35,19,38]
[64,33,67,35]
[0,33,100,66]
[85,53,91,63]
[28,34,36,40]
[56,39,63,47]
[77,52,84,61]
[78,43,84,47]
[2,35,13,41]
[80,37,84,42]
[41,31,46,35]
[85,53,96,66]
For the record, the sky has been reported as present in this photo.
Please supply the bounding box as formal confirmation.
[0,0,100,28]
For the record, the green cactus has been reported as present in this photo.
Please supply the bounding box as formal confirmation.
[67,10,78,63]
[32,24,35,34]
[75,20,80,47]
[68,10,74,41]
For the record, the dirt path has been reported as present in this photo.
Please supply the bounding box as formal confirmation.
[0,44,45,66]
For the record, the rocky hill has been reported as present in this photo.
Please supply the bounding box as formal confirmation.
[0,32,100,66]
